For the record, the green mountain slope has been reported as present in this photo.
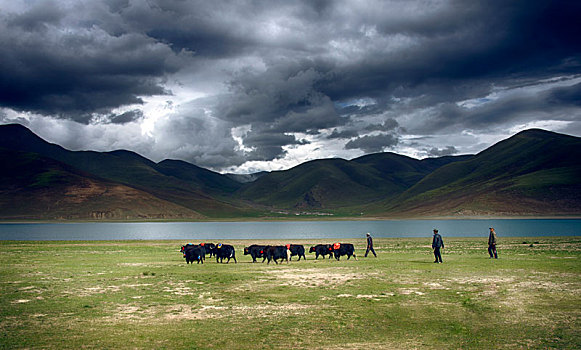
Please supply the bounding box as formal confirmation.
[0,124,251,217]
[237,158,389,209]
[352,152,473,189]
[0,149,204,220]
[155,159,242,195]
[376,129,581,216]
[1,124,579,219]
[236,153,470,211]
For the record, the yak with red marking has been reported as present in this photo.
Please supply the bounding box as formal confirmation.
[332,243,357,260]
[265,245,290,265]
[244,244,268,263]
[180,243,198,258]
[200,243,216,258]
[183,245,205,264]
[309,244,334,259]
[287,244,306,261]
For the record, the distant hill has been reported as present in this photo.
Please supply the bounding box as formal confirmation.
[372,129,581,217]
[235,154,471,211]
[156,159,242,194]
[0,124,579,220]
[0,149,203,220]
[225,172,269,183]
[0,124,253,218]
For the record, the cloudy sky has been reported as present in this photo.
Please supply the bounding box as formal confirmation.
[1,0,580,173]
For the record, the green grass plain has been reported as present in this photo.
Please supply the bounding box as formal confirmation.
[1,237,580,349]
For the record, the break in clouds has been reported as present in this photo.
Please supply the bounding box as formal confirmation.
[1,0,580,172]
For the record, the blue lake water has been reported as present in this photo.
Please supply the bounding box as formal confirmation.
[0,219,580,241]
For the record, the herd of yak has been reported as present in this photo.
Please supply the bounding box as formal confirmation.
[180,242,357,265]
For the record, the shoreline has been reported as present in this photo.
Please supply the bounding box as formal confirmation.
[0,235,577,242]
[1,215,581,224]
[2,235,580,243]
[2,218,579,241]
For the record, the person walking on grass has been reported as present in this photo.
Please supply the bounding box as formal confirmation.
[432,229,444,263]
[488,227,498,259]
[365,232,377,257]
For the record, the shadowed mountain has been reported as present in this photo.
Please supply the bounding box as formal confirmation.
[225,171,269,183]
[373,129,581,216]
[352,152,473,189]
[0,124,251,217]
[155,159,242,194]
[236,153,471,211]
[1,124,579,219]
[0,149,204,220]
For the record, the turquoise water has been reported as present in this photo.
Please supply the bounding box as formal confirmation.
[0,219,580,240]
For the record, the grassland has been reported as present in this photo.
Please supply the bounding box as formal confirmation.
[1,237,580,349]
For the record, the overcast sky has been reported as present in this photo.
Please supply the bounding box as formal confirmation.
[1,0,580,173]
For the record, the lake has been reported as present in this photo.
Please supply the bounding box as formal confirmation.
[0,219,580,240]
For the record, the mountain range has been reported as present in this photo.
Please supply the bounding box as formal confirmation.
[0,124,579,220]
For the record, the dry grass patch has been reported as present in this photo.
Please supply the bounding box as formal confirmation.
[103,301,314,323]
[68,283,154,297]
[163,281,196,296]
[263,267,367,288]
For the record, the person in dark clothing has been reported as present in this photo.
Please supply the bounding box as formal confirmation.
[365,232,377,257]
[488,227,498,259]
[432,229,444,263]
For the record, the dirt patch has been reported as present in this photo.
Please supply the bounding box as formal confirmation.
[450,276,516,285]
[18,285,40,292]
[105,304,147,321]
[263,267,367,288]
[423,282,448,290]
[481,282,499,296]
[318,340,424,350]
[104,302,314,323]
[510,281,581,295]
[198,292,223,303]
[11,299,31,304]
[336,293,394,300]
[163,283,195,296]
[70,283,153,297]
[398,288,425,296]
[164,304,208,320]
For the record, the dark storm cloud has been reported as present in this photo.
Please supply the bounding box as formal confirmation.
[345,133,399,153]
[1,0,580,170]
[0,1,184,121]
[321,1,581,105]
[242,129,307,162]
[218,62,327,123]
[426,146,458,157]
[8,1,64,31]
[547,82,581,107]
[409,79,581,134]
[106,109,143,124]
[213,61,346,159]
[117,0,256,57]
[151,103,245,169]
[328,129,360,140]
[365,119,399,132]
[112,0,338,57]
